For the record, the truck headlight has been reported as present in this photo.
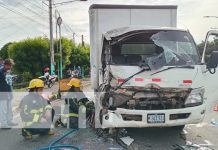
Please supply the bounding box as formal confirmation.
[185,88,205,107]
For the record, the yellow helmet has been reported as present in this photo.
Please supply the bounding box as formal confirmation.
[28,79,44,89]
[67,78,81,88]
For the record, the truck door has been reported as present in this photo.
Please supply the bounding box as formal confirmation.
[202,30,218,107]
[201,30,218,67]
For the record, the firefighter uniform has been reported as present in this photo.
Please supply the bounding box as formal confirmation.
[19,79,53,140]
[55,78,94,128]
[65,78,91,128]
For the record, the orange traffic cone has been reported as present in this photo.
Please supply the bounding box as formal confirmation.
[214,104,218,112]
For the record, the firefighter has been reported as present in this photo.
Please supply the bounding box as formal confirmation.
[64,78,94,128]
[19,79,54,140]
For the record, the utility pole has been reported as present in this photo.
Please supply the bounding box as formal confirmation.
[46,0,88,75]
[49,0,55,75]
[55,9,60,83]
[57,16,63,79]
[73,32,75,44]
[82,34,84,46]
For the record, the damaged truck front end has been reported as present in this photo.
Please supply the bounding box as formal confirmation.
[97,28,206,128]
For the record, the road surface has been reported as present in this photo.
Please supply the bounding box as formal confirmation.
[0,79,218,150]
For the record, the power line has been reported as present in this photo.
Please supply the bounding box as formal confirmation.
[0,0,23,20]
[0,2,47,27]
[0,15,48,20]
[25,0,89,43]
[0,21,40,43]
[30,0,46,7]
[48,4,80,40]
[46,2,87,43]
[62,21,81,38]
[18,2,48,20]
[24,0,48,13]
[53,6,78,40]
[0,2,49,42]
[0,22,24,33]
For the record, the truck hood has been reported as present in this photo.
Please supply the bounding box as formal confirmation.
[110,65,203,89]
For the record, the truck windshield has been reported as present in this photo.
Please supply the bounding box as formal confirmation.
[110,30,200,70]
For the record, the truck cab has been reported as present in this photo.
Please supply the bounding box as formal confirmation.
[89,4,218,128]
[99,27,206,128]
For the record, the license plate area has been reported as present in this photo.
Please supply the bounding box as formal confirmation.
[147,113,165,124]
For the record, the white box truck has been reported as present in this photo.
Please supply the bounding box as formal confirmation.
[89,4,218,129]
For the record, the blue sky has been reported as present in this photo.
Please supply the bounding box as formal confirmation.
[0,0,217,48]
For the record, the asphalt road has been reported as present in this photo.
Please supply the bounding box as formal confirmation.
[0,80,218,150]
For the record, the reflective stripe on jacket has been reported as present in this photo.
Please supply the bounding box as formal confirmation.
[20,93,52,127]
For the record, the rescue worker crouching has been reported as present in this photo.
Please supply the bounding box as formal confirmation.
[64,78,94,128]
[19,79,54,140]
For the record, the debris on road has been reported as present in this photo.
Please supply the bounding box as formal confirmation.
[172,141,214,150]
[115,129,140,150]
[210,118,218,126]
[95,128,139,150]
[109,148,123,150]
[120,136,134,146]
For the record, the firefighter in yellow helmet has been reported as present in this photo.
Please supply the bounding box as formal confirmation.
[19,79,54,140]
[63,77,94,128]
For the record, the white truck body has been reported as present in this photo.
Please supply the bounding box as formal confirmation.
[89,4,218,128]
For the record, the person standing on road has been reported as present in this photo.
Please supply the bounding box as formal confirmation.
[19,79,54,140]
[66,67,72,78]
[77,66,82,78]
[0,58,4,69]
[0,59,17,128]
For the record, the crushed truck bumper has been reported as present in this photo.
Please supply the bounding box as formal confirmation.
[102,103,206,128]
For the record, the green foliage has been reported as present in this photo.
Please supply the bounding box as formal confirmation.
[13,82,29,89]
[83,65,90,77]
[22,72,32,82]
[197,39,218,62]
[0,42,13,59]
[70,44,90,76]
[1,36,90,80]
[197,41,205,56]
[8,37,50,78]
[54,37,74,69]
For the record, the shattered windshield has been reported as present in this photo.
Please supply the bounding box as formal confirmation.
[110,30,200,70]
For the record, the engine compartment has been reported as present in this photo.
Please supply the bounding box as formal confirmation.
[101,87,191,110]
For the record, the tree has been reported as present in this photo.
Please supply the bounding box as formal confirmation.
[0,42,13,59]
[54,37,74,70]
[2,36,90,79]
[197,39,218,62]
[70,44,90,75]
[197,40,205,56]
[8,37,50,78]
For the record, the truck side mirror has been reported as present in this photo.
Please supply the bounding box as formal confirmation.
[207,51,218,74]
